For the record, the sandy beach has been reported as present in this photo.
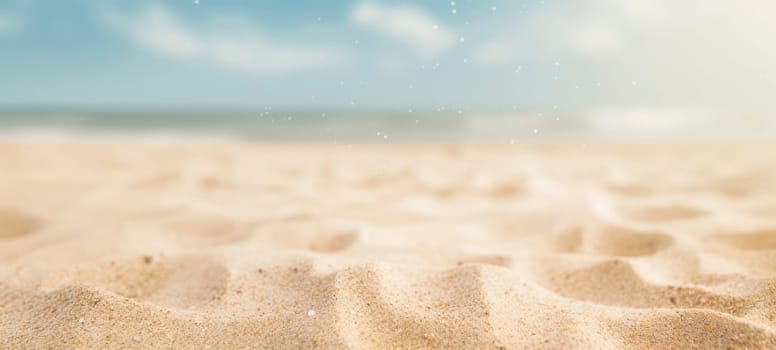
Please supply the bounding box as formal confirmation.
[1,142,776,349]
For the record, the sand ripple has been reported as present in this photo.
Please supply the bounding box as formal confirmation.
[2,143,776,349]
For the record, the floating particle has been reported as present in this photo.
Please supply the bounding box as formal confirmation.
[451,9,457,14]
[555,61,560,66]
[533,129,539,134]
[450,1,455,6]
[492,6,497,11]
[308,309,316,317]
[463,58,468,63]
[459,37,465,42]
[408,109,413,113]
[78,318,85,324]
[433,25,439,30]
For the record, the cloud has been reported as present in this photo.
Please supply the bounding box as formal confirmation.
[102,4,344,73]
[350,2,453,57]
[475,0,776,65]
[474,0,667,64]
[0,13,20,34]
[473,0,776,109]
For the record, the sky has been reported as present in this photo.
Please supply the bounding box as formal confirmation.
[0,0,774,111]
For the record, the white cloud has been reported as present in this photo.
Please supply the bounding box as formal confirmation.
[474,0,666,64]
[476,0,776,64]
[102,5,344,73]
[350,2,453,57]
[0,13,20,34]
[473,0,776,109]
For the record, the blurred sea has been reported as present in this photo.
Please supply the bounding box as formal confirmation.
[0,108,773,142]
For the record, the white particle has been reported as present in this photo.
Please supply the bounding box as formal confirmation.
[194,0,199,4]
[133,335,142,342]
[317,17,322,21]
[383,135,388,140]
[354,39,359,45]
[631,80,638,86]
[409,84,414,89]
[308,309,316,317]
[451,9,457,14]
[78,318,85,324]
[433,25,439,30]
[510,139,515,145]
[415,119,419,124]
[555,61,560,66]
[463,58,468,63]
[350,101,355,105]
[553,76,559,81]
[533,129,539,134]
[408,108,413,113]
[450,1,455,6]
[459,37,465,43]
[491,6,497,11]
[287,116,293,120]
[321,113,327,117]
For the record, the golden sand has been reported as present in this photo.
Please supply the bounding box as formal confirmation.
[1,142,775,349]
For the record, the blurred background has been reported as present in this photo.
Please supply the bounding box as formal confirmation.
[1,0,774,142]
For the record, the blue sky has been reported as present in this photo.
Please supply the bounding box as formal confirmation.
[0,0,774,110]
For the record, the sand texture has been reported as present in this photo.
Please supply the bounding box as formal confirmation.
[1,142,776,349]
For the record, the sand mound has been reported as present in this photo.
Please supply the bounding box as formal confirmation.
[2,142,776,349]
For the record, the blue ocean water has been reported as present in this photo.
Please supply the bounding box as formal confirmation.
[0,108,772,142]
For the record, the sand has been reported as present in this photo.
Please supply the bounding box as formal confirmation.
[1,142,776,349]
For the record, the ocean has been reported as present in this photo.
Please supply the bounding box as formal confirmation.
[0,108,773,142]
